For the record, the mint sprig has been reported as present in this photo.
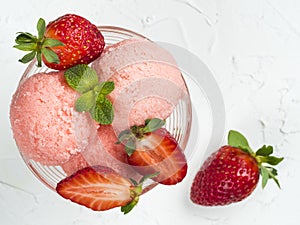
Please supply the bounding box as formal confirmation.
[64,64,114,125]
[228,130,284,189]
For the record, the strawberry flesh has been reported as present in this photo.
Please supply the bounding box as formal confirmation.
[56,165,133,211]
[128,128,188,185]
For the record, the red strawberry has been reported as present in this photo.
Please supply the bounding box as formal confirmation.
[190,130,284,206]
[56,165,148,214]
[14,14,105,70]
[117,118,187,185]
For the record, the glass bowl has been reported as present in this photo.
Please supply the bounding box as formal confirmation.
[12,26,195,193]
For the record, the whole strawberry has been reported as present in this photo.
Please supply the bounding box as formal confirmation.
[14,14,105,70]
[190,130,284,206]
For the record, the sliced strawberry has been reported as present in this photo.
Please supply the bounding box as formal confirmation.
[56,165,141,213]
[117,118,188,185]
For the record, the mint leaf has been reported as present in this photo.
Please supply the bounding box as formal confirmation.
[99,81,115,95]
[64,64,99,93]
[64,65,115,125]
[228,130,252,153]
[75,90,96,112]
[90,97,114,124]
[256,145,273,156]
[142,118,165,133]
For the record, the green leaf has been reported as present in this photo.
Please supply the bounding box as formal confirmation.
[90,98,114,124]
[268,172,281,189]
[139,172,160,184]
[228,130,252,153]
[13,43,37,51]
[142,118,165,133]
[116,129,132,144]
[256,145,273,156]
[129,178,138,186]
[121,197,139,214]
[15,32,36,44]
[64,64,99,93]
[41,47,60,64]
[43,38,64,48]
[99,81,115,96]
[37,18,46,40]
[266,167,278,176]
[260,166,269,189]
[125,138,136,156]
[18,51,36,64]
[36,51,42,67]
[75,90,96,112]
[263,156,284,166]
[260,166,282,189]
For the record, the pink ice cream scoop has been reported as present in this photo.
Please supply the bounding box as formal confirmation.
[62,125,140,180]
[91,38,188,132]
[63,38,189,176]
[10,71,97,166]
[10,37,188,180]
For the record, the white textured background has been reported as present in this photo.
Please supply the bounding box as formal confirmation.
[1,0,299,224]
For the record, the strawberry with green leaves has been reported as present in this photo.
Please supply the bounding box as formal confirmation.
[190,130,284,206]
[14,14,105,70]
[56,165,157,214]
[117,118,188,185]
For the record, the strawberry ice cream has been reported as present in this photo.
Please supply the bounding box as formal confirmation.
[62,125,139,179]
[91,38,188,132]
[10,71,97,165]
[10,36,189,188]
[62,38,189,175]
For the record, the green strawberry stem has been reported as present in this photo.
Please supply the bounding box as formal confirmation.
[228,130,284,189]
[121,172,159,214]
[14,18,64,67]
[116,118,165,156]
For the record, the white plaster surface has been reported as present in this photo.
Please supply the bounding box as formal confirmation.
[1,0,299,224]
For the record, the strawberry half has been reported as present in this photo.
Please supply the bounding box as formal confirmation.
[14,14,105,70]
[117,118,188,185]
[56,165,149,214]
[190,130,284,206]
